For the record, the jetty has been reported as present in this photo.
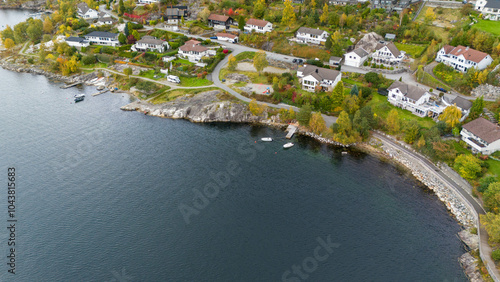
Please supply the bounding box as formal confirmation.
[92,89,109,96]
[60,82,81,89]
[285,124,297,139]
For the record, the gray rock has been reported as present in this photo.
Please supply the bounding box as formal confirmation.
[459,229,479,250]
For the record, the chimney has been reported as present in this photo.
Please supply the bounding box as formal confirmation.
[315,69,318,73]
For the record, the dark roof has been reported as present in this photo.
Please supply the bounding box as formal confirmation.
[350,48,369,58]
[65,36,85,42]
[77,3,89,14]
[463,117,500,144]
[375,42,401,57]
[297,27,328,36]
[298,65,340,81]
[171,5,187,9]
[166,8,182,17]
[451,96,473,111]
[485,0,500,9]
[388,81,428,101]
[441,45,489,63]
[85,31,118,38]
[137,36,166,45]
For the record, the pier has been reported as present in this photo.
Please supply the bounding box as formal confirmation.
[285,124,297,139]
[60,82,82,89]
[91,89,109,96]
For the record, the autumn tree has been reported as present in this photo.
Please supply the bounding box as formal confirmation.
[254,0,266,18]
[249,99,267,116]
[198,7,210,22]
[333,111,358,145]
[387,109,400,134]
[124,67,132,76]
[424,7,436,23]
[309,112,326,135]
[1,25,14,42]
[43,17,53,34]
[330,81,345,111]
[484,182,500,213]
[481,212,500,242]
[469,96,484,120]
[454,154,482,180]
[320,3,329,24]
[339,13,347,28]
[227,54,237,71]
[281,0,296,27]
[253,51,268,74]
[438,105,462,128]
[342,95,360,116]
[3,38,15,50]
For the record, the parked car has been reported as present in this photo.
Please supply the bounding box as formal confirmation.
[292,58,304,64]
[210,36,218,40]
[436,87,447,93]
[167,75,181,84]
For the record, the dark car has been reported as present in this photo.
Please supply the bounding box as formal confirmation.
[297,59,304,64]
[292,59,298,63]
[436,87,447,93]
[210,36,218,40]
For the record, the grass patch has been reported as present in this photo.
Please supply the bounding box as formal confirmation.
[235,51,255,61]
[486,158,500,180]
[474,19,500,36]
[150,87,220,104]
[341,78,364,87]
[367,93,436,128]
[219,69,268,84]
[138,70,165,80]
[394,43,427,58]
[179,76,213,87]
[173,58,194,66]
[416,67,452,92]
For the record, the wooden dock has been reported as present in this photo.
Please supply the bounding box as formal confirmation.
[91,89,109,96]
[60,82,81,89]
[285,124,297,139]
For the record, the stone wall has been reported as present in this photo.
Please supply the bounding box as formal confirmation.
[471,83,500,100]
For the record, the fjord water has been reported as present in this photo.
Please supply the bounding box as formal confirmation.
[0,10,466,281]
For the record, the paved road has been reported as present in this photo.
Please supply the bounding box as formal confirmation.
[373,132,500,282]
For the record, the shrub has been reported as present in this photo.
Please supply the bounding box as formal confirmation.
[492,250,500,262]
[82,55,97,65]
[27,58,34,64]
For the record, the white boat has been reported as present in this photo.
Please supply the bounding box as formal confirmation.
[283,142,294,149]
[74,94,85,102]
[261,137,273,142]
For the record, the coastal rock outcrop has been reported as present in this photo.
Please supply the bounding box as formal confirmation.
[121,90,264,123]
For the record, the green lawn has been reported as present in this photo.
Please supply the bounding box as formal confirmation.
[173,58,194,65]
[235,51,255,61]
[138,70,165,80]
[394,43,427,58]
[367,93,436,128]
[150,87,220,104]
[341,78,364,87]
[179,76,213,87]
[486,158,500,180]
[474,20,500,36]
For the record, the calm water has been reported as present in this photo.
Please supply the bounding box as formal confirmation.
[0,10,466,281]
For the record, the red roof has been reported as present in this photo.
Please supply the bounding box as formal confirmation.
[184,39,201,46]
[208,14,230,22]
[246,18,270,27]
[442,45,489,63]
[216,32,237,39]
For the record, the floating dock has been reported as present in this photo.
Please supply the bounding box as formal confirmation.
[91,89,109,96]
[285,125,297,139]
[60,82,81,89]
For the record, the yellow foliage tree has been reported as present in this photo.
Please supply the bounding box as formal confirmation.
[249,99,267,116]
[477,69,488,85]
[309,112,326,135]
[424,7,436,22]
[4,38,15,50]
[481,212,500,243]
[387,109,400,134]
[227,54,237,71]
[281,0,296,27]
[310,0,317,9]
[438,105,462,128]
[253,51,268,74]
[43,17,53,34]
[320,3,329,24]
[339,13,347,28]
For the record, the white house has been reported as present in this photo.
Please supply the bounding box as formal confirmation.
[436,45,493,73]
[207,14,233,30]
[178,39,216,62]
[132,36,169,52]
[372,42,405,65]
[137,0,159,4]
[65,36,89,48]
[295,27,329,45]
[329,56,342,67]
[216,32,238,43]
[344,48,369,67]
[77,3,99,20]
[475,0,500,20]
[244,18,273,33]
[297,65,341,92]
[84,31,119,47]
[387,81,440,117]
[442,95,473,121]
[461,117,500,154]
[96,12,114,26]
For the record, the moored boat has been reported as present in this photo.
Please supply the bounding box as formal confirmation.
[261,137,273,142]
[74,94,85,102]
[283,142,294,149]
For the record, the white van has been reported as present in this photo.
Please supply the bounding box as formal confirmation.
[167,75,181,84]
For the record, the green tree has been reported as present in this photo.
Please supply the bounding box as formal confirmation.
[1,25,14,42]
[132,30,141,40]
[118,0,125,16]
[43,17,53,34]
[13,21,29,44]
[334,111,358,144]
[439,105,462,128]
[403,120,420,144]
[469,96,484,120]
[481,212,500,243]
[297,104,313,126]
[350,84,359,96]
[238,16,245,31]
[124,21,129,37]
[254,0,266,18]
[281,0,296,27]
[253,51,268,74]
[342,95,360,116]
[309,112,326,134]
[227,54,237,71]
[484,182,500,213]
[454,154,482,180]
[118,33,127,44]
[330,81,345,111]
[387,109,400,134]
[123,67,132,76]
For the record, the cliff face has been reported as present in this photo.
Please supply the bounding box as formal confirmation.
[121,90,264,123]
[0,61,97,84]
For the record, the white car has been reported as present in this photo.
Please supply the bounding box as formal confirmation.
[167,75,180,84]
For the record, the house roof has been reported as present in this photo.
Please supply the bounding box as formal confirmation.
[441,45,489,63]
[388,81,428,101]
[297,27,327,36]
[184,39,201,46]
[137,36,166,45]
[180,42,208,52]
[246,18,270,27]
[375,42,401,57]
[385,33,396,40]
[85,31,118,38]
[451,96,473,111]
[349,48,369,58]
[65,36,85,42]
[298,65,340,81]
[462,117,500,144]
[208,14,231,22]
[329,56,342,62]
[77,3,89,14]
[485,0,500,9]
[216,32,237,39]
[166,8,183,17]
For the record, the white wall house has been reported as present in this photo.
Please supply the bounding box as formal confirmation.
[372,42,405,65]
[295,27,329,45]
[387,81,439,117]
[436,45,493,73]
[442,95,473,121]
[244,18,273,33]
[178,39,216,62]
[207,14,233,30]
[216,32,238,43]
[475,0,500,20]
[344,48,369,67]
[77,3,99,20]
[329,56,342,67]
[65,36,89,48]
[137,0,159,4]
[84,31,119,47]
[461,117,500,154]
[96,12,114,26]
[132,36,169,52]
[297,65,341,92]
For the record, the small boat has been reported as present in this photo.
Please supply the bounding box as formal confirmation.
[261,137,273,142]
[96,85,105,91]
[74,94,85,102]
[283,142,294,149]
